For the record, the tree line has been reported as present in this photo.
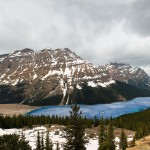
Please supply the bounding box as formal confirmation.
[0,114,93,129]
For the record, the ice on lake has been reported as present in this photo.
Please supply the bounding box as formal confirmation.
[27,97,150,119]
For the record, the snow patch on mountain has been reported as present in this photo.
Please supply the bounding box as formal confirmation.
[88,80,116,88]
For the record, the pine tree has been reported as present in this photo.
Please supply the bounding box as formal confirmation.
[63,104,87,150]
[119,129,127,150]
[135,131,138,139]
[49,140,53,150]
[19,131,31,150]
[36,131,41,150]
[98,116,107,150]
[107,117,115,150]
[56,141,60,150]
[99,140,110,150]
[98,117,116,150]
[45,131,53,150]
[41,132,44,150]
[130,136,135,147]
[0,134,31,150]
[94,116,99,127]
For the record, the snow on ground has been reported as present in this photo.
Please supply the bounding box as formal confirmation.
[0,126,132,150]
[0,126,97,150]
[86,138,98,150]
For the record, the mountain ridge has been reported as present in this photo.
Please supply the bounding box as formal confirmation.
[0,48,150,105]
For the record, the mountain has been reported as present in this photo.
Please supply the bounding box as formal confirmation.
[99,62,150,89]
[0,48,150,106]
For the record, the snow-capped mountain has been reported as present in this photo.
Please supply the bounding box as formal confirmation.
[99,62,150,88]
[0,48,100,85]
[0,48,150,105]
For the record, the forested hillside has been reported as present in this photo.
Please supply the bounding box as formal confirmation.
[113,108,150,139]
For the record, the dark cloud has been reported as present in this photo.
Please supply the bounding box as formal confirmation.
[0,0,150,74]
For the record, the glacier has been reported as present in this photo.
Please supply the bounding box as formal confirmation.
[27,97,150,119]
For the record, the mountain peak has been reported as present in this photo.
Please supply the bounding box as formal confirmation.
[109,62,131,68]
[14,48,34,53]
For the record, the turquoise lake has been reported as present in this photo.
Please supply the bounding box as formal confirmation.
[27,97,150,119]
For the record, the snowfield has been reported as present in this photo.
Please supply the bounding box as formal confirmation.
[0,126,97,150]
[0,126,132,150]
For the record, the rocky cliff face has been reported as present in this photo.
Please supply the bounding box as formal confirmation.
[0,48,150,105]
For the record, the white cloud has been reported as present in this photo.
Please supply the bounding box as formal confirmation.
[0,0,150,74]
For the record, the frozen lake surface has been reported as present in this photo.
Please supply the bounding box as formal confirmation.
[27,97,150,119]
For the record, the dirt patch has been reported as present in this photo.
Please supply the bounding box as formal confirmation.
[0,104,39,116]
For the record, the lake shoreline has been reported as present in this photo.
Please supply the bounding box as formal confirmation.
[26,97,150,119]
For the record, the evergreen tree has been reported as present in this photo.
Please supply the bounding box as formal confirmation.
[45,131,53,150]
[98,117,116,150]
[135,131,138,139]
[20,131,31,150]
[56,141,60,150]
[0,134,31,150]
[41,132,44,150]
[36,131,41,150]
[107,117,115,150]
[99,140,110,150]
[20,131,25,140]
[119,129,127,150]
[49,139,53,150]
[94,116,99,127]
[130,136,135,147]
[98,116,107,150]
[63,104,87,150]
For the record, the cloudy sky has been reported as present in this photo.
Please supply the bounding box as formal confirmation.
[0,0,150,74]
